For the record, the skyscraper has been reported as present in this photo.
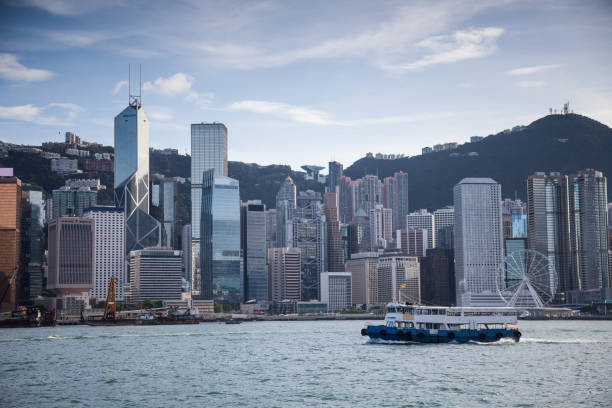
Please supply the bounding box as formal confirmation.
[21,186,45,301]
[527,172,572,292]
[52,186,97,218]
[406,209,435,250]
[353,175,383,217]
[377,251,420,304]
[191,123,228,297]
[290,190,325,300]
[268,247,301,302]
[384,171,409,232]
[275,176,296,248]
[84,207,125,301]
[420,248,455,306]
[369,204,392,250]
[338,175,354,223]
[198,170,242,308]
[347,208,370,255]
[454,178,504,306]
[345,252,379,306]
[114,98,160,257]
[568,169,609,290]
[0,176,21,312]
[433,207,454,248]
[160,179,178,248]
[129,247,182,302]
[241,200,268,301]
[327,161,343,193]
[265,209,277,248]
[324,192,344,272]
[320,272,352,312]
[396,228,428,257]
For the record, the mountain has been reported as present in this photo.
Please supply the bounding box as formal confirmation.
[344,113,612,210]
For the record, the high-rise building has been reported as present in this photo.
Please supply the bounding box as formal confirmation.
[196,170,242,308]
[181,224,191,281]
[21,187,45,301]
[369,204,393,250]
[345,252,379,306]
[396,228,428,257]
[47,217,95,313]
[84,207,125,301]
[114,99,160,257]
[377,251,420,304]
[268,247,301,302]
[383,171,409,232]
[327,161,343,193]
[275,176,297,248]
[129,247,182,302]
[406,209,435,250]
[338,176,354,223]
[353,175,383,217]
[454,178,504,306]
[420,248,455,306]
[433,207,454,248]
[0,177,21,312]
[290,190,325,300]
[527,172,572,293]
[241,200,268,301]
[265,209,277,248]
[159,179,178,248]
[191,122,228,294]
[347,208,370,256]
[324,192,344,272]
[320,272,352,312]
[51,187,97,218]
[568,169,609,289]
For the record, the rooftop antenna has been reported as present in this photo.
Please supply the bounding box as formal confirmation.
[128,64,131,106]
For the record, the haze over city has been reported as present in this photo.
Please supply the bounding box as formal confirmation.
[1,0,612,169]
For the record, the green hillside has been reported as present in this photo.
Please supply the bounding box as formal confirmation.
[344,114,612,210]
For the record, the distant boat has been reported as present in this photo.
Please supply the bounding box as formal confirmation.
[225,319,241,325]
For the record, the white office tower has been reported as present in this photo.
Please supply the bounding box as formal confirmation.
[369,204,393,250]
[320,272,352,312]
[377,252,420,304]
[454,178,504,306]
[84,207,125,301]
[433,207,454,248]
[406,209,435,250]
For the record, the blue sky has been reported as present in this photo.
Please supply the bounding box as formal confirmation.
[1,0,611,170]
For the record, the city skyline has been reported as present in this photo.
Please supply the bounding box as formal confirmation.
[1,1,612,170]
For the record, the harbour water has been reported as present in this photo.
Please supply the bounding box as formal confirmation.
[1,320,610,407]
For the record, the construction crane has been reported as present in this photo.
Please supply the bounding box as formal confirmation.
[103,277,117,320]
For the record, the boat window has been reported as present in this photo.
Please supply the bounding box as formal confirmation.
[406,308,414,314]
[447,311,461,316]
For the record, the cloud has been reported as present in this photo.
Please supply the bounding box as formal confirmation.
[0,53,54,82]
[229,100,457,126]
[113,80,128,95]
[517,80,546,88]
[505,64,561,76]
[384,27,504,72]
[179,2,508,70]
[16,0,120,16]
[143,73,212,106]
[457,82,473,88]
[146,106,174,122]
[229,100,337,125]
[0,102,84,125]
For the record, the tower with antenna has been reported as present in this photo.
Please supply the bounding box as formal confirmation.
[128,64,142,108]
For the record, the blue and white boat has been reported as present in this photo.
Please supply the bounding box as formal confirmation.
[362,303,521,343]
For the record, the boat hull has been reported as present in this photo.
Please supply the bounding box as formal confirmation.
[362,325,521,343]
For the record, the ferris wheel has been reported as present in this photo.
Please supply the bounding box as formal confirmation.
[496,249,557,308]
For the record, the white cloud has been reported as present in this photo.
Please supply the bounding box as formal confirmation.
[457,82,473,88]
[0,102,84,125]
[505,64,561,76]
[229,100,456,126]
[517,80,546,88]
[180,2,508,71]
[384,27,504,72]
[142,73,212,106]
[147,106,174,122]
[112,80,128,95]
[229,100,337,125]
[0,53,54,82]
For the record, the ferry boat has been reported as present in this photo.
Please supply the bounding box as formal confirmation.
[362,303,521,343]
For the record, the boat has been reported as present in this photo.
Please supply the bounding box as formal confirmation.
[361,303,522,343]
[225,319,241,325]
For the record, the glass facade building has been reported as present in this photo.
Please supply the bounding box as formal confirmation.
[191,123,228,297]
[197,170,242,307]
[241,201,268,301]
[114,102,160,256]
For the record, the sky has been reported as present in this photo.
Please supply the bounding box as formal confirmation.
[1,0,611,170]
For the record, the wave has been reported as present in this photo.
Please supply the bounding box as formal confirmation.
[519,337,611,344]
